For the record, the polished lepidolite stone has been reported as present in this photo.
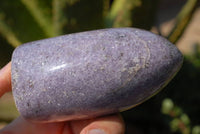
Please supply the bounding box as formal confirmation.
[11,28,183,122]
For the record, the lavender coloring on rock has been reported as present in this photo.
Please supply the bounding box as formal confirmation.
[11,28,183,122]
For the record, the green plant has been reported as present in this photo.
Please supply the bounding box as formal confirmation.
[0,0,200,133]
[162,98,200,134]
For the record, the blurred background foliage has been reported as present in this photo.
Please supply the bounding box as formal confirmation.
[0,0,200,133]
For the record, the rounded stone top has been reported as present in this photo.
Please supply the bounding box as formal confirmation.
[11,28,183,122]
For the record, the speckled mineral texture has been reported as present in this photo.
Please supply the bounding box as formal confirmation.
[11,28,183,122]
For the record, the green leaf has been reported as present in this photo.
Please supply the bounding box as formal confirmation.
[0,12,22,47]
[0,0,47,43]
[162,98,174,115]
[20,0,54,37]
[105,0,141,27]
[167,0,198,44]
[52,0,68,35]
[192,126,200,134]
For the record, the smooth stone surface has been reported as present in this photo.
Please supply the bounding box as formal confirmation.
[11,28,183,122]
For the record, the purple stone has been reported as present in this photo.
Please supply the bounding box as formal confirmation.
[11,28,183,122]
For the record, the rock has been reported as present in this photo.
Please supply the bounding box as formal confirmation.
[11,28,183,122]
